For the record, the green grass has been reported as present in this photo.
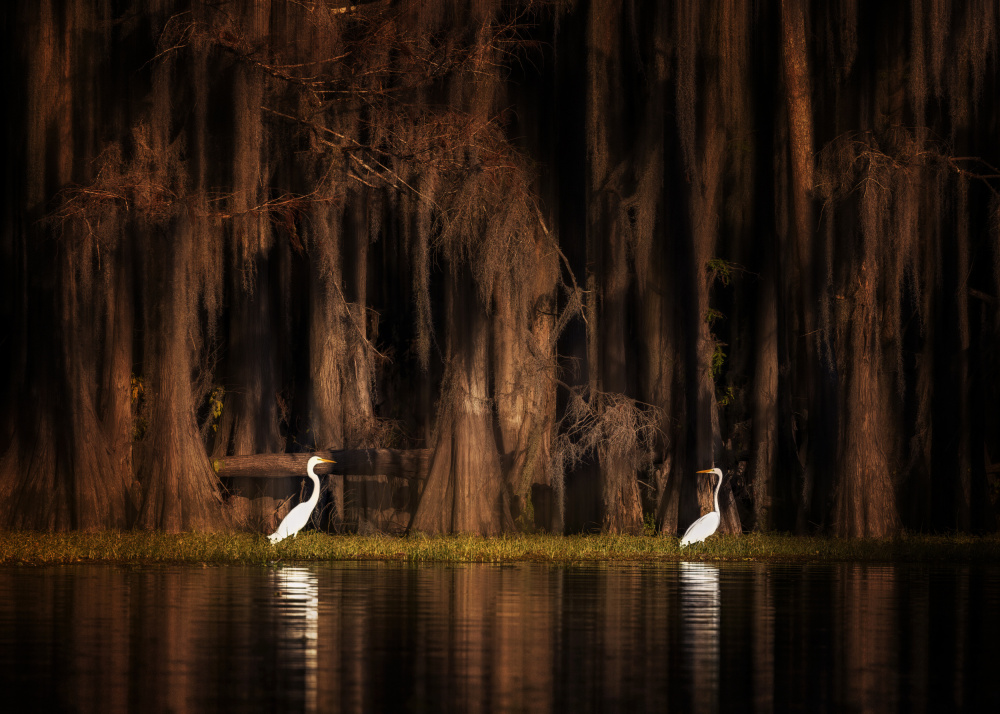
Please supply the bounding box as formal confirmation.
[2,531,1000,566]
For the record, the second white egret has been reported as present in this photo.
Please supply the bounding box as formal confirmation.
[267,456,335,544]
[679,467,723,547]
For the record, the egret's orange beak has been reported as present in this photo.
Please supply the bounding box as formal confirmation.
[696,468,714,473]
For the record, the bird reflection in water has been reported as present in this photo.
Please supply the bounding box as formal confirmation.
[271,567,319,714]
[680,561,721,714]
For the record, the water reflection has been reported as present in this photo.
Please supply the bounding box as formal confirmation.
[680,562,720,714]
[839,565,897,712]
[272,568,319,712]
[1,561,998,713]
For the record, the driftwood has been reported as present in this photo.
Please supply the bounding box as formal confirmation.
[212,449,431,480]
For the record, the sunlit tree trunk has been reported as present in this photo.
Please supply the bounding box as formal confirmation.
[412,265,507,534]
[308,247,347,530]
[102,240,135,503]
[596,209,644,534]
[133,20,228,530]
[136,216,228,531]
[309,203,347,454]
[833,259,900,537]
[493,241,559,532]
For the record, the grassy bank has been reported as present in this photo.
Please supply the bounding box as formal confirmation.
[2,531,1000,566]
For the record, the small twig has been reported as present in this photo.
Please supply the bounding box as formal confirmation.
[332,280,391,364]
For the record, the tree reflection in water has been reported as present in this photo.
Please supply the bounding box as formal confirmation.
[1,562,998,713]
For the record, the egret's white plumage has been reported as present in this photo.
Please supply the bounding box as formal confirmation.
[267,456,334,544]
[679,468,723,547]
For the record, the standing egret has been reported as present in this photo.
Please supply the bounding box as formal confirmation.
[267,456,335,544]
[679,467,723,547]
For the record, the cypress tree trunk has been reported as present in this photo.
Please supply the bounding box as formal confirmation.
[308,220,347,530]
[639,231,684,535]
[597,210,644,534]
[411,265,507,534]
[751,265,780,531]
[586,0,643,534]
[834,270,900,537]
[780,0,822,532]
[671,0,746,536]
[628,3,684,536]
[309,204,347,453]
[493,244,559,533]
[341,199,394,531]
[102,239,135,505]
[136,216,228,531]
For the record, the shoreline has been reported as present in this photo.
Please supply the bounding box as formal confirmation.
[3,531,999,566]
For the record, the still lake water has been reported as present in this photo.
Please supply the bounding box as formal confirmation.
[1,560,998,713]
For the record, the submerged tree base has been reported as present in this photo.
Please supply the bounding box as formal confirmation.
[2,532,999,566]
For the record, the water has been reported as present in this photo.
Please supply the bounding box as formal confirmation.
[1,561,998,713]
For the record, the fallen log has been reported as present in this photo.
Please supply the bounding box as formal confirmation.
[212,448,431,480]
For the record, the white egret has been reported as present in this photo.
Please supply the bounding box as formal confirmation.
[267,456,334,544]
[679,467,723,547]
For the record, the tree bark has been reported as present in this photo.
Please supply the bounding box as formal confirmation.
[341,199,394,531]
[493,243,559,532]
[135,216,229,532]
[750,262,779,530]
[587,0,643,534]
[834,266,900,537]
[597,192,643,534]
[411,266,507,534]
[780,0,821,529]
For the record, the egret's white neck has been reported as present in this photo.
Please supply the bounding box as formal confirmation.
[305,466,322,507]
